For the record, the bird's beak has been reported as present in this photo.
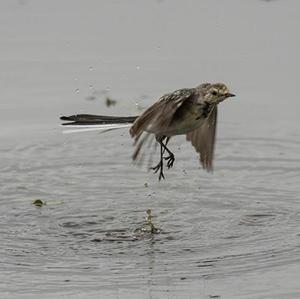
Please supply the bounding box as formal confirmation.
[226,93,236,98]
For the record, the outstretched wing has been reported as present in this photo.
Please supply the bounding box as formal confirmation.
[186,106,217,171]
[130,88,196,139]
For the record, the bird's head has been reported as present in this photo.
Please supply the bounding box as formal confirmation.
[198,83,235,104]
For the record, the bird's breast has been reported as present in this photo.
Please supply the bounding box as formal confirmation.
[163,108,207,136]
[144,101,213,137]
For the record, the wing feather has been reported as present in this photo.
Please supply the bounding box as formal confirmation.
[186,106,218,171]
[130,88,196,139]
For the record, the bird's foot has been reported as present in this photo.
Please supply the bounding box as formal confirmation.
[164,153,175,169]
[151,161,165,181]
[151,161,161,173]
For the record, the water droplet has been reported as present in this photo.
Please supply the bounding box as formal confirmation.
[136,65,140,70]
[89,84,93,89]
[135,102,141,110]
[75,89,79,93]
[89,66,93,71]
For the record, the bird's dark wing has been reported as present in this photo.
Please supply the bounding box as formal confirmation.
[130,88,196,138]
[186,106,218,171]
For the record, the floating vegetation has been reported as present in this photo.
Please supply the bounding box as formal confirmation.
[32,199,64,207]
[32,199,46,207]
[105,96,117,107]
[91,210,160,243]
[134,209,161,236]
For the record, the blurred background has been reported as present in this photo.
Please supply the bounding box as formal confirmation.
[1,0,299,142]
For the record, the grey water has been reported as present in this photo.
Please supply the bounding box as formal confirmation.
[1,0,300,298]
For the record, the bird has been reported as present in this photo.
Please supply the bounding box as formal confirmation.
[60,82,235,180]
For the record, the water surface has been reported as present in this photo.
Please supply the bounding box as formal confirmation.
[1,0,300,298]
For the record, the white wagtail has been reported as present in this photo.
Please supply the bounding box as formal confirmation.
[61,83,235,180]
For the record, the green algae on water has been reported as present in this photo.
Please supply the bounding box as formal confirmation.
[32,199,46,207]
[134,209,161,235]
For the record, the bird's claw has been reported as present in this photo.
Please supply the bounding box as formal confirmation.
[151,161,162,174]
[158,171,165,181]
[164,154,175,169]
[151,152,174,180]
[151,161,165,181]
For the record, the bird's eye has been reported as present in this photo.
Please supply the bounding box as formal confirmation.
[211,90,218,96]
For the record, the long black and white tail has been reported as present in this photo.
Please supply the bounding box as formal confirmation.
[60,114,138,134]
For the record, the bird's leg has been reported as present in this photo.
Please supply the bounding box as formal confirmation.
[151,141,165,180]
[162,138,175,169]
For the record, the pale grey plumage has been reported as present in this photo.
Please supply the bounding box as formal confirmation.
[129,83,234,176]
[61,82,235,180]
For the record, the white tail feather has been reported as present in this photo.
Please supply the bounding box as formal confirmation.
[62,124,131,134]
